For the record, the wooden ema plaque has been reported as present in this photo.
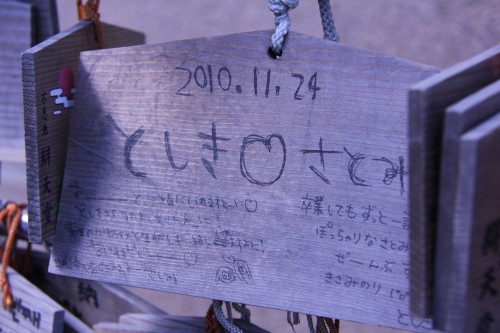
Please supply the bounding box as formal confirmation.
[23,20,145,242]
[434,80,500,329]
[0,1,33,163]
[444,111,500,333]
[25,250,165,328]
[0,266,64,333]
[0,0,58,163]
[49,30,438,331]
[95,313,270,333]
[409,45,500,317]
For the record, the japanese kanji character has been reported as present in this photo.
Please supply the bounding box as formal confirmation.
[41,123,48,136]
[40,146,51,167]
[69,180,83,199]
[42,176,51,194]
[325,272,333,284]
[42,202,53,226]
[78,282,99,308]
[313,196,324,216]
[483,218,500,256]
[475,311,494,333]
[479,267,498,300]
[301,193,313,214]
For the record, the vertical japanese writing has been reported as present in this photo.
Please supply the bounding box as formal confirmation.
[40,93,53,226]
[475,218,500,333]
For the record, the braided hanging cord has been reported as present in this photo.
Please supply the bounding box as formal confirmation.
[317,0,340,41]
[268,0,339,57]
[77,0,105,49]
[317,317,340,333]
[0,203,26,309]
[205,303,222,333]
[232,303,251,322]
[212,300,243,333]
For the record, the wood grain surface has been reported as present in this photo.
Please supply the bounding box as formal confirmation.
[26,250,165,327]
[18,0,59,43]
[49,30,437,331]
[0,1,33,163]
[444,111,500,332]
[434,79,500,330]
[408,45,500,317]
[0,266,64,333]
[23,20,145,242]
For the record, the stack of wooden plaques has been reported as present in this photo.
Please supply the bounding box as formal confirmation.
[410,45,500,332]
[0,249,168,333]
[22,14,145,242]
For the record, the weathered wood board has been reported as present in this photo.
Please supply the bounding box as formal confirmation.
[25,250,165,327]
[1,0,60,43]
[0,266,64,333]
[409,45,500,317]
[119,313,205,331]
[118,313,270,333]
[93,322,193,333]
[49,30,438,331]
[22,0,59,43]
[444,111,500,333]
[23,20,145,242]
[0,1,33,163]
[64,310,93,333]
[434,79,500,329]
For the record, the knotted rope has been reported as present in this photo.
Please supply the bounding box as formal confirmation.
[232,303,251,322]
[269,0,300,57]
[211,300,243,333]
[268,0,339,57]
[77,0,105,49]
[0,203,26,309]
[317,317,340,333]
[205,303,222,333]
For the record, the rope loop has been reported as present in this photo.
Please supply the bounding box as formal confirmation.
[268,0,339,57]
[232,303,251,322]
[0,203,26,309]
[268,0,300,57]
[212,300,243,333]
[77,0,105,49]
[205,303,222,333]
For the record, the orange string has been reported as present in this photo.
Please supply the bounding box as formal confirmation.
[77,0,104,49]
[0,203,26,309]
[205,304,222,333]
